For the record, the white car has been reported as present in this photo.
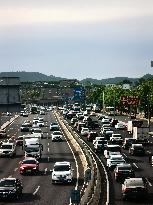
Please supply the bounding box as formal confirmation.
[104,145,121,159]
[31,128,43,138]
[115,122,126,129]
[110,134,123,144]
[50,122,59,131]
[51,161,73,184]
[81,127,90,136]
[107,155,125,170]
[51,131,63,142]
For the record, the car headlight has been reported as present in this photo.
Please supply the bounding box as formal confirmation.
[10,189,16,193]
[33,167,36,169]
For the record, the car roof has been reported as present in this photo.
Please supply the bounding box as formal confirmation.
[124,178,144,186]
[116,163,131,168]
[54,161,71,166]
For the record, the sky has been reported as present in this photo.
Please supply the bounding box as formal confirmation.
[0,0,153,80]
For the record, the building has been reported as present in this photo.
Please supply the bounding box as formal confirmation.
[0,77,21,112]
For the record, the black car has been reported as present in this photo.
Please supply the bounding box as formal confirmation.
[122,138,136,149]
[114,163,135,182]
[129,144,145,156]
[0,178,23,200]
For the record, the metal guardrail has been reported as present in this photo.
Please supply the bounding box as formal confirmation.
[55,111,102,205]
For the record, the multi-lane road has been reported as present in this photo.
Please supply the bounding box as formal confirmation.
[0,111,84,205]
[1,110,153,205]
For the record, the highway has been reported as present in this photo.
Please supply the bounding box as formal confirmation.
[0,111,84,205]
[63,112,153,205]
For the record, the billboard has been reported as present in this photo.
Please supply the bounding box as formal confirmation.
[121,96,139,106]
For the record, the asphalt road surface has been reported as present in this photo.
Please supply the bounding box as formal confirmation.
[0,111,84,205]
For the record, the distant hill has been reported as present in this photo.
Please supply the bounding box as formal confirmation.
[0,71,66,82]
[80,74,153,85]
[0,71,152,84]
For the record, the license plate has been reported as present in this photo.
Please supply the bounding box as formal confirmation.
[27,170,31,172]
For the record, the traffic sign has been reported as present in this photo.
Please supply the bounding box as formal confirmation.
[121,96,139,106]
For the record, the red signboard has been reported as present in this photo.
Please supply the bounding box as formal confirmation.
[121,96,139,106]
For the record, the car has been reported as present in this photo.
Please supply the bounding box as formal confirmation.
[93,139,107,152]
[110,119,119,127]
[51,131,63,142]
[77,122,86,132]
[122,138,136,149]
[87,131,98,142]
[37,120,44,127]
[24,120,32,127]
[110,134,123,144]
[103,130,114,140]
[107,154,125,170]
[0,178,23,200]
[115,122,126,130]
[40,110,45,115]
[20,123,30,132]
[70,117,78,125]
[122,177,148,200]
[0,129,7,138]
[81,127,90,136]
[22,112,29,117]
[0,142,16,157]
[114,163,135,182]
[19,157,39,175]
[129,144,145,156]
[31,128,43,138]
[16,136,23,146]
[104,145,121,159]
[50,122,59,131]
[51,161,74,184]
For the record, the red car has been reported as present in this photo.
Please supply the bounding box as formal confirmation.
[19,157,39,175]
[16,136,23,146]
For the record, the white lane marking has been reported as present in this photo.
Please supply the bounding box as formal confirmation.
[122,153,127,158]
[47,133,48,135]
[145,178,152,186]
[14,168,18,172]
[133,163,138,168]
[48,143,49,146]
[33,186,40,195]
[48,147,50,152]
[44,168,47,174]
[48,157,50,162]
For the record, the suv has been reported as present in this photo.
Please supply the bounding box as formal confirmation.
[122,138,136,149]
[87,131,98,142]
[129,144,145,156]
[122,177,148,200]
[0,178,23,200]
[0,129,7,138]
[51,161,73,184]
[50,122,59,131]
[0,142,16,157]
[114,163,135,182]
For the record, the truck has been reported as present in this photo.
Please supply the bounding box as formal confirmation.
[133,127,149,144]
[127,120,143,134]
[22,134,43,160]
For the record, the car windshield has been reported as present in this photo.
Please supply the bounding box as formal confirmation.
[22,124,29,127]
[1,145,12,149]
[53,131,62,135]
[22,160,36,164]
[51,123,58,126]
[34,130,41,133]
[0,179,15,187]
[25,147,39,152]
[118,166,131,171]
[54,165,70,171]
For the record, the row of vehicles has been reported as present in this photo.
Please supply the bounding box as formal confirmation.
[61,103,151,202]
[0,108,75,200]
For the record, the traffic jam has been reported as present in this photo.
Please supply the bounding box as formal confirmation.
[0,103,153,204]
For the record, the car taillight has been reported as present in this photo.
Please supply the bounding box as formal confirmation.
[123,188,130,192]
